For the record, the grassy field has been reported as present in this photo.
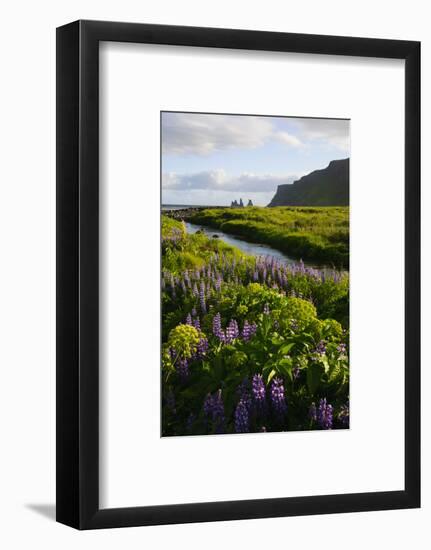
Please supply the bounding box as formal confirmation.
[188,206,349,268]
[161,216,349,436]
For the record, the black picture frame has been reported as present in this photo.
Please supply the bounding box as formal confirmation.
[56,20,421,530]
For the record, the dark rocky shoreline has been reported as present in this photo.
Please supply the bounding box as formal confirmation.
[163,206,221,220]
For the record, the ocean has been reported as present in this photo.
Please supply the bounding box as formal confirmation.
[161,204,220,211]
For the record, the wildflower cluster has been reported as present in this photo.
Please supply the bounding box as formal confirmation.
[162,251,345,312]
[161,217,349,437]
[203,390,225,433]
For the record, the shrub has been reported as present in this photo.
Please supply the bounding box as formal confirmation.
[161,219,349,435]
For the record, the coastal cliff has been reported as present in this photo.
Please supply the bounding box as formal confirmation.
[268,158,349,207]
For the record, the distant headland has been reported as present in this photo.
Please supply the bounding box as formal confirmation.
[268,158,349,207]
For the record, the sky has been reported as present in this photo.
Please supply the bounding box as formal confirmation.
[161,112,350,206]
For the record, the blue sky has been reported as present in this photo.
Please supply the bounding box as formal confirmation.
[162,112,350,206]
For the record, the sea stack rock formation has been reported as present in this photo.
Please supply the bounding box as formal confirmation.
[231,198,249,208]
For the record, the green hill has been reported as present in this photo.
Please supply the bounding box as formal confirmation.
[268,158,349,207]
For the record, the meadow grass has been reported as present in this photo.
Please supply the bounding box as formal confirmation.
[161,215,349,436]
[188,206,349,268]
[162,215,243,273]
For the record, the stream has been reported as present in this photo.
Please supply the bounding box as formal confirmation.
[185,222,331,270]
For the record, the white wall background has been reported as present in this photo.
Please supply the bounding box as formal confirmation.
[0,0,428,548]
[100,43,405,508]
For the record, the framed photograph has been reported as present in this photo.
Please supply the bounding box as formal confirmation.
[56,20,420,529]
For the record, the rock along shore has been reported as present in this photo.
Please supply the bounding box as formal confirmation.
[163,206,221,221]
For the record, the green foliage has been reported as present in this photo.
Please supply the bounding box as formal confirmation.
[188,206,349,268]
[281,296,317,324]
[161,215,243,273]
[167,324,201,359]
[161,217,349,435]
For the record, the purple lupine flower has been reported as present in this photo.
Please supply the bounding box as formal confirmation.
[241,320,250,340]
[191,307,197,317]
[270,377,287,418]
[252,374,266,408]
[197,336,208,357]
[176,357,189,380]
[236,378,252,411]
[317,398,333,429]
[218,331,226,345]
[193,317,201,331]
[308,402,317,422]
[212,312,221,334]
[253,270,259,282]
[192,283,199,297]
[241,320,252,341]
[215,276,222,292]
[199,282,206,314]
[185,313,192,325]
[212,312,225,342]
[234,400,249,433]
[203,390,225,433]
[314,340,326,356]
[337,343,347,355]
[226,319,239,343]
[339,403,349,427]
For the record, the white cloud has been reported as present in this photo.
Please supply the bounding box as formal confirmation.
[290,118,350,151]
[274,131,303,147]
[162,112,303,155]
[162,112,349,156]
[162,169,227,189]
[162,169,298,193]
